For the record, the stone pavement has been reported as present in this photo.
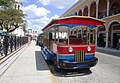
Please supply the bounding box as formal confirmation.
[0,41,54,83]
[96,47,120,57]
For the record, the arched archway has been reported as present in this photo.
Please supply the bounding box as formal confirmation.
[83,6,88,16]
[98,0,107,18]
[109,1,120,16]
[78,9,82,16]
[108,21,120,48]
[90,1,96,18]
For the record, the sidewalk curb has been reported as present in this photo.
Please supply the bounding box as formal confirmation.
[40,49,56,83]
[49,71,56,83]
[0,44,27,62]
[0,45,28,76]
[96,47,120,57]
[45,60,56,83]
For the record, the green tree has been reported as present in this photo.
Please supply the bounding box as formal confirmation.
[0,9,26,32]
[0,0,16,7]
[0,0,27,32]
[0,0,7,6]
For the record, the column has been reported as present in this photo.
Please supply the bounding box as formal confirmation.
[77,29,78,38]
[54,28,56,42]
[67,29,70,45]
[111,27,113,46]
[57,28,59,43]
[107,0,110,16]
[105,27,109,48]
[82,9,84,16]
[88,6,90,16]
[95,27,98,46]
[61,32,62,38]
[96,2,99,18]
[81,28,83,39]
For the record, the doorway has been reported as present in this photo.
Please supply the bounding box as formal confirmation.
[113,33,120,48]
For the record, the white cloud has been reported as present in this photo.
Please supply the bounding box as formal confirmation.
[23,4,50,19]
[38,0,50,5]
[50,14,59,20]
[26,15,59,33]
[38,0,79,9]
[23,4,59,33]
[22,0,28,3]
[23,0,80,33]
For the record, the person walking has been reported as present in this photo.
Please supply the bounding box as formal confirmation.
[28,36,31,45]
[3,36,9,56]
[0,36,4,56]
[14,36,16,50]
[10,36,13,52]
[116,37,120,50]
[0,41,3,56]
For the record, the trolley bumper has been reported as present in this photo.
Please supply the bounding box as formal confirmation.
[58,57,98,69]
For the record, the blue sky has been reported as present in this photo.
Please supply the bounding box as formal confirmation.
[23,0,78,33]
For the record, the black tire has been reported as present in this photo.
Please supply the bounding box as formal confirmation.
[46,60,53,64]
[53,55,61,72]
[53,59,60,72]
[85,68,90,71]
[54,65,60,72]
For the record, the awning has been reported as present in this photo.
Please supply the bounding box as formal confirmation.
[0,31,13,36]
[0,30,4,35]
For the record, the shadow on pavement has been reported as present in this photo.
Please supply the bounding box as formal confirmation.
[35,51,49,70]
[47,61,92,77]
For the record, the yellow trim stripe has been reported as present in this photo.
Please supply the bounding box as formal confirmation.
[50,72,56,83]
[55,16,105,23]
[45,56,56,83]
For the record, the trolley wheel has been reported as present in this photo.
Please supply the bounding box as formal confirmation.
[54,65,60,72]
[53,58,60,72]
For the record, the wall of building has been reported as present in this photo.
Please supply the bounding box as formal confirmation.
[61,0,120,48]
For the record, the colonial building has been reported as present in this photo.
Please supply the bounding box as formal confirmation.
[26,29,39,40]
[12,0,25,37]
[61,0,120,48]
[14,0,23,10]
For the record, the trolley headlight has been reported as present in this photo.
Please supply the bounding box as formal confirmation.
[68,47,73,52]
[87,46,91,52]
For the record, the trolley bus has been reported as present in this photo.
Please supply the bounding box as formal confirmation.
[41,16,105,71]
[37,33,43,46]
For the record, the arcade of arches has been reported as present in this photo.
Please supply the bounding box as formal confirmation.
[98,22,120,48]
[77,0,120,48]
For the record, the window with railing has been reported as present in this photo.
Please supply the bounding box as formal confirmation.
[98,9,107,19]
[109,2,120,16]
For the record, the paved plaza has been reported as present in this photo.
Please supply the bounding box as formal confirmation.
[0,41,53,83]
[0,41,120,83]
[47,51,120,83]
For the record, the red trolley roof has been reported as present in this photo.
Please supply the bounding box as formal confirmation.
[42,16,105,31]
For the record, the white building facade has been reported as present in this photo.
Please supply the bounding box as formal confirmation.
[26,29,39,40]
[12,0,25,37]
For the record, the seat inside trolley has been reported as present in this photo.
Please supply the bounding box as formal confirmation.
[50,25,95,46]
